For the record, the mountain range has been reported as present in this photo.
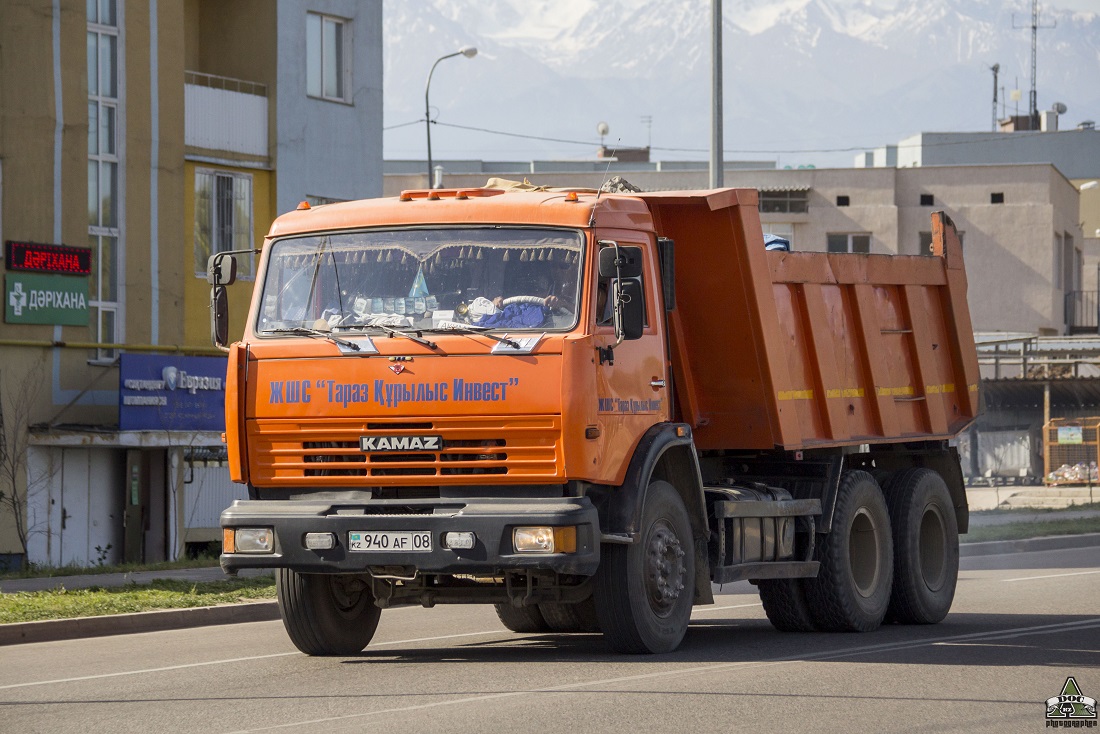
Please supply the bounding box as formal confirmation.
[381,0,1100,169]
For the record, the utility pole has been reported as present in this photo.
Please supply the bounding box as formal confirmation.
[990,63,1000,132]
[1013,0,1055,130]
[710,0,723,188]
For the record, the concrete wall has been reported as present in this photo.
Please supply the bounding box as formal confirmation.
[893,130,1100,180]
[275,0,383,215]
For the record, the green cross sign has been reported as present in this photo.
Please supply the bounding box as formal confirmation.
[5,272,89,325]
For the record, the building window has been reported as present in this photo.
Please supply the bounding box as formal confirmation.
[920,194,934,206]
[305,194,347,207]
[919,231,964,255]
[88,0,119,362]
[827,233,871,254]
[194,170,254,278]
[759,190,808,214]
[836,195,850,207]
[991,192,1005,204]
[306,12,347,101]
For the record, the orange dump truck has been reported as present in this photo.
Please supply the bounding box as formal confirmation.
[209,185,979,655]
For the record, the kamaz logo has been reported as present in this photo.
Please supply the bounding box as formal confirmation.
[360,435,442,452]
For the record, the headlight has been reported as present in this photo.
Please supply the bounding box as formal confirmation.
[225,527,274,554]
[513,526,577,554]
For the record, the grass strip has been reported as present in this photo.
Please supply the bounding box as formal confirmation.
[0,557,220,581]
[962,516,1100,544]
[0,576,276,624]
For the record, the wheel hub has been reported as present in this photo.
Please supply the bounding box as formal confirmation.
[645,521,686,616]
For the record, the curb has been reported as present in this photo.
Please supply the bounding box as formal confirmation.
[960,532,1100,558]
[0,600,279,646]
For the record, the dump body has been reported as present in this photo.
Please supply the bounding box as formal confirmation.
[639,189,980,451]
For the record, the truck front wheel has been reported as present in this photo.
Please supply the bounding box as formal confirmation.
[594,480,695,654]
[276,569,381,655]
[882,468,959,624]
[804,470,893,632]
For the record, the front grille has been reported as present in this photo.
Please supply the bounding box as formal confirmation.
[250,416,562,486]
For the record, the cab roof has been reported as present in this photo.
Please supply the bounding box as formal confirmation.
[266,187,658,240]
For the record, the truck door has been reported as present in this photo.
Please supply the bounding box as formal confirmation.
[592,239,670,482]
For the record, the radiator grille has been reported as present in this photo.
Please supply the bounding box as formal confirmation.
[249,416,561,485]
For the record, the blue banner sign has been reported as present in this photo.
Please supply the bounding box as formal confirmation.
[119,354,228,432]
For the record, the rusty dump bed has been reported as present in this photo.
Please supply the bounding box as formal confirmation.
[639,189,980,452]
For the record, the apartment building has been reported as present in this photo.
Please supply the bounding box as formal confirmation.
[0,0,382,569]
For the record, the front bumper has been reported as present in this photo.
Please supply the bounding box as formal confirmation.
[220,495,600,576]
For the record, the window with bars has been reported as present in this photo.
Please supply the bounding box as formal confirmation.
[306,12,348,102]
[88,0,119,362]
[194,170,254,278]
[759,190,809,214]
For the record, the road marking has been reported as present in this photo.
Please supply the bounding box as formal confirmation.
[1003,569,1100,582]
[0,630,504,691]
[222,616,1100,733]
[693,602,763,614]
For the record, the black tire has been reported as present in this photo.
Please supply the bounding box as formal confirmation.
[882,468,960,624]
[758,578,818,632]
[493,602,551,633]
[804,470,893,632]
[539,597,601,633]
[276,569,381,656]
[594,480,695,654]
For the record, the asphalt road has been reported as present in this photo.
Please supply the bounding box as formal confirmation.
[2,546,1098,734]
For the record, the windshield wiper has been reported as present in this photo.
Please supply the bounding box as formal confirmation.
[264,327,363,352]
[336,322,438,350]
[421,325,521,350]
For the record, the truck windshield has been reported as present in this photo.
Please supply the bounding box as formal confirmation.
[257,227,584,335]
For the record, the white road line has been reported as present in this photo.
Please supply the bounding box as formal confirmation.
[0,652,300,691]
[0,630,503,691]
[1003,569,1100,582]
[224,616,1100,733]
[692,602,763,614]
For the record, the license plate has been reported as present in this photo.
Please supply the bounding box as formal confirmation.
[348,531,432,552]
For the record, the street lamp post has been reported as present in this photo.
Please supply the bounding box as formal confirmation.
[425,46,477,188]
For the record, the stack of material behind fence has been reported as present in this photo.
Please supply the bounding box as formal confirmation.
[1043,417,1100,485]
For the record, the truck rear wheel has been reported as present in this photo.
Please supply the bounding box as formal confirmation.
[882,468,959,624]
[540,597,601,633]
[276,569,380,656]
[494,603,551,633]
[594,480,695,654]
[804,470,892,632]
[758,578,818,632]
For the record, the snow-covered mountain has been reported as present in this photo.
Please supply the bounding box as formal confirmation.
[382,0,1100,168]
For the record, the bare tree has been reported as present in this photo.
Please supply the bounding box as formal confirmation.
[0,365,50,558]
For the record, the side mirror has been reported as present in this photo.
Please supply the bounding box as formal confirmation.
[207,253,237,286]
[599,244,642,278]
[619,279,644,341]
[211,285,229,348]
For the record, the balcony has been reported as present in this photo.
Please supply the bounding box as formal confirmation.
[1065,291,1098,335]
[184,71,268,158]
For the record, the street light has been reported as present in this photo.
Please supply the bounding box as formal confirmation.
[425,46,477,188]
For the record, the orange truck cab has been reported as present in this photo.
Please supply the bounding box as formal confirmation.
[210,184,979,656]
